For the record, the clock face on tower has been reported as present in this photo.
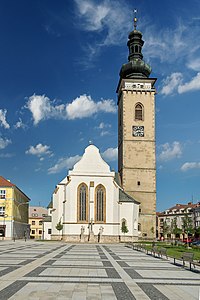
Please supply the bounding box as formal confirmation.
[132,126,144,137]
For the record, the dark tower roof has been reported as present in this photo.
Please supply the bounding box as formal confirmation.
[119,11,151,79]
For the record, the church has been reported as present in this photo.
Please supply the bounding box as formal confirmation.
[51,144,139,242]
[49,14,157,242]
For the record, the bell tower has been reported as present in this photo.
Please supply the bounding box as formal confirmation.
[117,11,157,239]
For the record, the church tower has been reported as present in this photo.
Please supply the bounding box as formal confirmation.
[117,13,156,239]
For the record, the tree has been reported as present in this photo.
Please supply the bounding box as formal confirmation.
[121,219,129,241]
[182,214,194,247]
[162,220,170,238]
[171,217,182,240]
[56,219,63,240]
[194,226,200,238]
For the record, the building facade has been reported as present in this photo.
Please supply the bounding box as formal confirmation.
[0,176,30,240]
[117,16,156,238]
[51,144,139,242]
[157,202,199,240]
[29,206,48,239]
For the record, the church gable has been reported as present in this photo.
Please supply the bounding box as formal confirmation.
[69,145,112,175]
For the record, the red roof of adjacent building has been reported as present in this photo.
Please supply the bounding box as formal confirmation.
[0,176,30,200]
[0,176,15,187]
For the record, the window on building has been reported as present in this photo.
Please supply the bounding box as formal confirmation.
[32,213,38,217]
[135,103,143,120]
[39,221,43,225]
[0,190,6,199]
[0,206,5,216]
[95,185,106,222]
[31,230,35,234]
[32,221,35,225]
[39,230,42,235]
[77,183,88,222]
[138,223,141,231]
[48,229,52,234]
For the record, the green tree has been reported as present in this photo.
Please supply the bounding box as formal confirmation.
[162,220,169,238]
[182,214,194,247]
[121,219,129,240]
[195,226,200,238]
[171,217,182,239]
[56,219,63,239]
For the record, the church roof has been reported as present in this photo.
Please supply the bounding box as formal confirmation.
[119,189,140,204]
[114,172,122,187]
[47,200,53,208]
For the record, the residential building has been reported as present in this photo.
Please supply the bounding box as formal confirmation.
[0,176,30,240]
[157,202,199,240]
[29,206,47,239]
[43,201,53,240]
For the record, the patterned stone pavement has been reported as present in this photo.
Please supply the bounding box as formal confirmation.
[0,241,199,299]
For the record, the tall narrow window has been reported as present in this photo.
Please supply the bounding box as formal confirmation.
[135,45,138,53]
[0,190,6,199]
[78,183,88,222]
[135,103,143,120]
[95,185,106,222]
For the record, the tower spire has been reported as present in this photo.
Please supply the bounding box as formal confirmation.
[133,9,137,30]
[119,11,151,79]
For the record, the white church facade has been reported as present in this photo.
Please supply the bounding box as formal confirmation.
[51,144,139,242]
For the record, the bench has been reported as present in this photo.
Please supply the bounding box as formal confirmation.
[174,252,194,270]
[159,247,168,259]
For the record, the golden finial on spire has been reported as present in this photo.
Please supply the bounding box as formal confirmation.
[133,9,137,30]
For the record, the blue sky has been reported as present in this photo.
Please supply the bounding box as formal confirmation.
[0,0,200,211]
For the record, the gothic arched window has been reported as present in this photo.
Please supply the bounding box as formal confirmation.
[77,183,88,222]
[95,185,106,222]
[135,103,143,121]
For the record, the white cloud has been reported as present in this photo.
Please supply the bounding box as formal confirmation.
[26,94,116,124]
[96,122,112,136]
[158,141,182,161]
[26,94,64,125]
[178,72,200,93]
[160,72,200,95]
[0,109,10,129]
[26,143,52,158]
[14,118,27,130]
[48,155,81,174]
[187,58,200,71]
[160,73,183,95]
[144,21,199,64]
[74,0,130,46]
[181,162,200,172]
[101,147,118,162]
[66,95,116,120]
[0,137,11,149]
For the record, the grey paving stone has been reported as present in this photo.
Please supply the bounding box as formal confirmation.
[137,283,169,300]
[111,282,136,300]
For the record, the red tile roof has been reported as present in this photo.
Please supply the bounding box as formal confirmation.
[0,176,15,187]
[0,176,30,200]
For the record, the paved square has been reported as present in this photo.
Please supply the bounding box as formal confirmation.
[0,241,199,299]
